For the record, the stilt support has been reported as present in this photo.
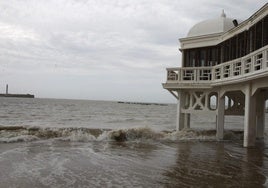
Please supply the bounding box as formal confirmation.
[256,91,265,139]
[216,95,225,140]
[176,91,191,131]
[243,84,257,147]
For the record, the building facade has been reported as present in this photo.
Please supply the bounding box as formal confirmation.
[163,4,268,147]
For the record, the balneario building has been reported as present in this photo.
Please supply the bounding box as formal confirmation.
[163,4,268,147]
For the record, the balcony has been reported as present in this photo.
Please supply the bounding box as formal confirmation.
[163,45,268,89]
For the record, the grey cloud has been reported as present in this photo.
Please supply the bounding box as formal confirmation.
[0,0,267,102]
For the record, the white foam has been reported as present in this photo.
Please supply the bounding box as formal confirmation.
[0,135,39,143]
[96,131,111,141]
[164,128,217,141]
[60,130,96,142]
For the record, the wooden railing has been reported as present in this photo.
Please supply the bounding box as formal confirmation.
[166,45,268,85]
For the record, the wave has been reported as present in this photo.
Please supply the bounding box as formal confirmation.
[0,126,245,143]
[165,128,243,141]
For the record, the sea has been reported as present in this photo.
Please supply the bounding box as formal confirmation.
[0,98,268,188]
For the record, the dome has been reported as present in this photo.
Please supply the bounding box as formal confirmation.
[187,10,237,37]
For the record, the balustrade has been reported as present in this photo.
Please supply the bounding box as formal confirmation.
[166,45,268,86]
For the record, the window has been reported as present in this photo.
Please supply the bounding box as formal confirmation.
[263,15,268,46]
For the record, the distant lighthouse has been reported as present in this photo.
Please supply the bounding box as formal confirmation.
[6,84,8,95]
[0,84,34,98]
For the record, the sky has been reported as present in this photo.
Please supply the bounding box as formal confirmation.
[0,0,267,103]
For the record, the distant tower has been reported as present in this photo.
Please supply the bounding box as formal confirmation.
[6,84,8,94]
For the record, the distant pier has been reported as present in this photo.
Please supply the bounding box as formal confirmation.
[118,101,167,106]
[0,93,34,98]
[0,84,34,98]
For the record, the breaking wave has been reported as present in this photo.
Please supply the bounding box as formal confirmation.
[0,126,244,143]
[165,128,244,141]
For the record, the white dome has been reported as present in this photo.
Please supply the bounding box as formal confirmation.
[187,11,237,37]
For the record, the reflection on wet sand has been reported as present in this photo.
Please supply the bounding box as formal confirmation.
[163,142,267,187]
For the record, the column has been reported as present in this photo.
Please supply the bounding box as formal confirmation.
[243,84,256,147]
[176,96,183,131]
[256,91,265,139]
[184,113,190,129]
[176,91,190,131]
[216,95,225,140]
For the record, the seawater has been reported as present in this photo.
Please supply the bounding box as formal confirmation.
[0,98,268,187]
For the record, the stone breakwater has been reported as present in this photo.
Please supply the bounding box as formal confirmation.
[0,94,34,98]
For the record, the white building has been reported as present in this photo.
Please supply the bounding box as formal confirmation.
[163,3,268,147]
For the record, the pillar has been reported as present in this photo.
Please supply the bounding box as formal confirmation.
[176,91,190,131]
[184,113,190,129]
[256,90,265,139]
[243,84,256,147]
[176,97,183,131]
[216,95,225,140]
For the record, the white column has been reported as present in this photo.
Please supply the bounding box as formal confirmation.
[176,91,189,131]
[184,113,190,129]
[243,84,256,147]
[216,95,225,140]
[176,97,182,131]
[256,91,265,139]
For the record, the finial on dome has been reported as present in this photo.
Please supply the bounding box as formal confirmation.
[221,10,226,18]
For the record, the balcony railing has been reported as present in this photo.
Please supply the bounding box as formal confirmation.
[166,45,268,87]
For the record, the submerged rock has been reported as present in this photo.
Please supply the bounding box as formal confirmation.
[110,130,127,142]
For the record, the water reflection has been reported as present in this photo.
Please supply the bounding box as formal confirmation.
[163,142,267,187]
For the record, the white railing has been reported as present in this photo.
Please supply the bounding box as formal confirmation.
[166,45,268,85]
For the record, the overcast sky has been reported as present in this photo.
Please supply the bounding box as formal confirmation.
[0,0,267,103]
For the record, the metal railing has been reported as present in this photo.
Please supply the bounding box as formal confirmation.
[166,45,268,85]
